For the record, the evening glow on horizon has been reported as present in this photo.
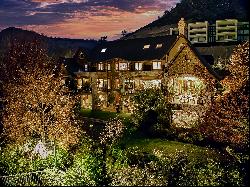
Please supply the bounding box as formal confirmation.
[0,0,180,40]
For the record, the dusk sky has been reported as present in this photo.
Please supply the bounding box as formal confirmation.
[0,0,180,40]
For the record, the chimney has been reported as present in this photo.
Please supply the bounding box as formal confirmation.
[178,17,187,36]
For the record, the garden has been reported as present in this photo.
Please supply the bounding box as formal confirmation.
[0,39,249,186]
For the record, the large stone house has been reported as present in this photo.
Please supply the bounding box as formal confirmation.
[61,19,239,127]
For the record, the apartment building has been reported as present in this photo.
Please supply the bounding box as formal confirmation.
[216,19,238,42]
[237,21,249,42]
[188,21,209,43]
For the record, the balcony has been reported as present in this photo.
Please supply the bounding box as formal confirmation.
[189,27,207,32]
[217,32,237,35]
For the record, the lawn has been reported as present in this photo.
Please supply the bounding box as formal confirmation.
[122,137,226,163]
[109,136,246,186]
[80,109,131,121]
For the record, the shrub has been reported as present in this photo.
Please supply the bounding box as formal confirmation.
[131,88,172,136]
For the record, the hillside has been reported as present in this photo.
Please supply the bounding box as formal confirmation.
[0,27,98,58]
[123,0,249,39]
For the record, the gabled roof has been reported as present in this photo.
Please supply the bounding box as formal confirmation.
[59,57,82,76]
[167,36,224,81]
[89,35,178,62]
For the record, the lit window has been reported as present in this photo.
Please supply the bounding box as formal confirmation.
[97,63,104,71]
[84,64,88,71]
[153,61,161,70]
[156,44,163,48]
[135,62,143,70]
[101,48,107,53]
[107,63,111,71]
[97,79,104,88]
[142,80,161,89]
[115,63,119,71]
[124,80,135,92]
[143,44,150,49]
[119,63,129,70]
[77,78,82,89]
[115,79,120,88]
[167,76,204,105]
[107,79,111,89]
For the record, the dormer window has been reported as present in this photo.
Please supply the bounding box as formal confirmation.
[79,52,85,59]
[101,48,107,53]
[143,44,150,49]
[156,44,163,48]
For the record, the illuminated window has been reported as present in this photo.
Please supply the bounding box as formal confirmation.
[115,63,119,71]
[101,48,107,53]
[97,79,104,88]
[124,80,135,92]
[84,64,88,71]
[156,44,163,48]
[143,44,150,49]
[135,62,143,70]
[168,76,204,105]
[142,80,161,89]
[97,63,104,71]
[107,79,111,89]
[115,79,120,88]
[107,63,111,71]
[77,78,82,89]
[119,62,129,70]
[153,61,161,70]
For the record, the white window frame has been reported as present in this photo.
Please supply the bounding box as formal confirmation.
[97,63,104,71]
[135,62,143,71]
[153,61,162,70]
[107,63,111,71]
[119,62,129,71]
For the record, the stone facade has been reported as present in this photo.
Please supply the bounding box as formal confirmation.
[62,33,222,127]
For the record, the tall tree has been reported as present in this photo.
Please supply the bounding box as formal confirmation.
[201,42,249,149]
[0,39,81,148]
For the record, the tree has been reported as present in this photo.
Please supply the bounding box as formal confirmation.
[131,88,172,135]
[201,42,249,150]
[99,36,107,42]
[99,118,125,186]
[121,30,127,37]
[0,39,81,149]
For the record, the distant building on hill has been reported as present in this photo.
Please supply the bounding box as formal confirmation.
[188,21,209,43]
[237,21,249,42]
[170,19,249,44]
[216,19,238,42]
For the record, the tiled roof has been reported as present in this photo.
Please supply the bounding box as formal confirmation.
[89,35,178,62]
